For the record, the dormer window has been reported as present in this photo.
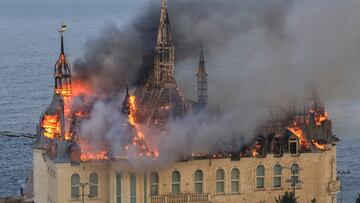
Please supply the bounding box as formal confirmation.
[272,137,282,156]
[257,137,266,157]
[289,136,298,155]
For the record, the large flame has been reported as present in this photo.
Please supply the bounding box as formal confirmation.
[41,114,61,139]
[128,96,159,158]
[287,124,309,150]
[78,139,108,162]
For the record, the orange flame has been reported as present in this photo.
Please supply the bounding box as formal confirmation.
[78,139,108,161]
[312,140,328,151]
[315,112,328,126]
[42,115,61,139]
[128,95,159,158]
[287,125,309,149]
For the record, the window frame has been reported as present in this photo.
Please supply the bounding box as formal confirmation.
[215,169,225,194]
[171,171,181,195]
[290,163,300,188]
[289,136,299,155]
[273,164,282,189]
[71,174,80,199]
[150,172,159,196]
[115,173,122,203]
[130,173,136,203]
[231,168,240,193]
[256,165,265,190]
[89,172,98,198]
[194,170,203,194]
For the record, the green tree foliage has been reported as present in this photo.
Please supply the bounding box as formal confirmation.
[275,191,298,203]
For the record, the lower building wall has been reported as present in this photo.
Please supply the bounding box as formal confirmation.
[34,147,339,203]
[33,149,48,203]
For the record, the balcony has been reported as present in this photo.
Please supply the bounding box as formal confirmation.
[328,179,340,194]
[150,193,211,203]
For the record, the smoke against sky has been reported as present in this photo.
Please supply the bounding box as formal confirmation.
[72,0,360,166]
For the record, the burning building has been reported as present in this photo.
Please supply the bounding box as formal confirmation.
[28,0,340,203]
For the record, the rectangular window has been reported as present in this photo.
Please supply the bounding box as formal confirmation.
[144,174,147,203]
[172,184,180,195]
[231,181,239,193]
[130,173,136,203]
[291,176,298,187]
[216,182,224,193]
[71,187,79,199]
[274,177,281,188]
[195,183,202,194]
[116,173,122,203]
[89,185,98,197]
[256,177,264,189]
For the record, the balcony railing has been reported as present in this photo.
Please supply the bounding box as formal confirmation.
[150,193,211,203]
[328,179,340,194]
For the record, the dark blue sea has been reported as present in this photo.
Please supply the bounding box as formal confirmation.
[0,0,359,202]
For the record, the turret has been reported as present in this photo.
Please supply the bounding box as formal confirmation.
[37,23,72,142]
[197,45,208,108]
[152,0,175,85]
[54,23,71,98]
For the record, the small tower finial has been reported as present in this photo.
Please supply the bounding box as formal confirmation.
[162,0,167,8]
[58,23,67,54]
[200,41,205,63]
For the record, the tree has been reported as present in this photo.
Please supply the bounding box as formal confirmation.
[356,193,360,203]
[275,191,298,203]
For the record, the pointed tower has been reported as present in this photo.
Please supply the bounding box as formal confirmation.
[152,0,175,84]
[54,23,71,98]
[136,0,188,127]
[37,23,72,142]
[197,45,208,108]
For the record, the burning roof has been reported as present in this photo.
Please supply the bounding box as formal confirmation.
[35,2,338,165]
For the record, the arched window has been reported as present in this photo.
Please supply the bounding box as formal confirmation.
[256,165,265,189]
[289,136,298,155]
[71,174,80,199]
[291,164,299,187]
[89,173,98,197]
[194,170,203,194]
[216,169,225,194]
[273,164,282,188]
[150,172,159,196]
[231,168,240,193]
[172,171,181,195]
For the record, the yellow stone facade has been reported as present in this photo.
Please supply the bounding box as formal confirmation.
[33,145,339,203]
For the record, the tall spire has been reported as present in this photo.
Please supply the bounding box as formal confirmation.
[162,0,167,8]
[54,23,71,93]
[157,0,172,44]
[197,44,208,108]
[152,0,175,84]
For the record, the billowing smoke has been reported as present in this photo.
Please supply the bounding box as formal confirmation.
[73,0,360,168]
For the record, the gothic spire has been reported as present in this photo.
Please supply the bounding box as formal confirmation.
[198,43,206,75]
[157,0,172,44]
[151,0,175,84]
[197,44,208,108]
